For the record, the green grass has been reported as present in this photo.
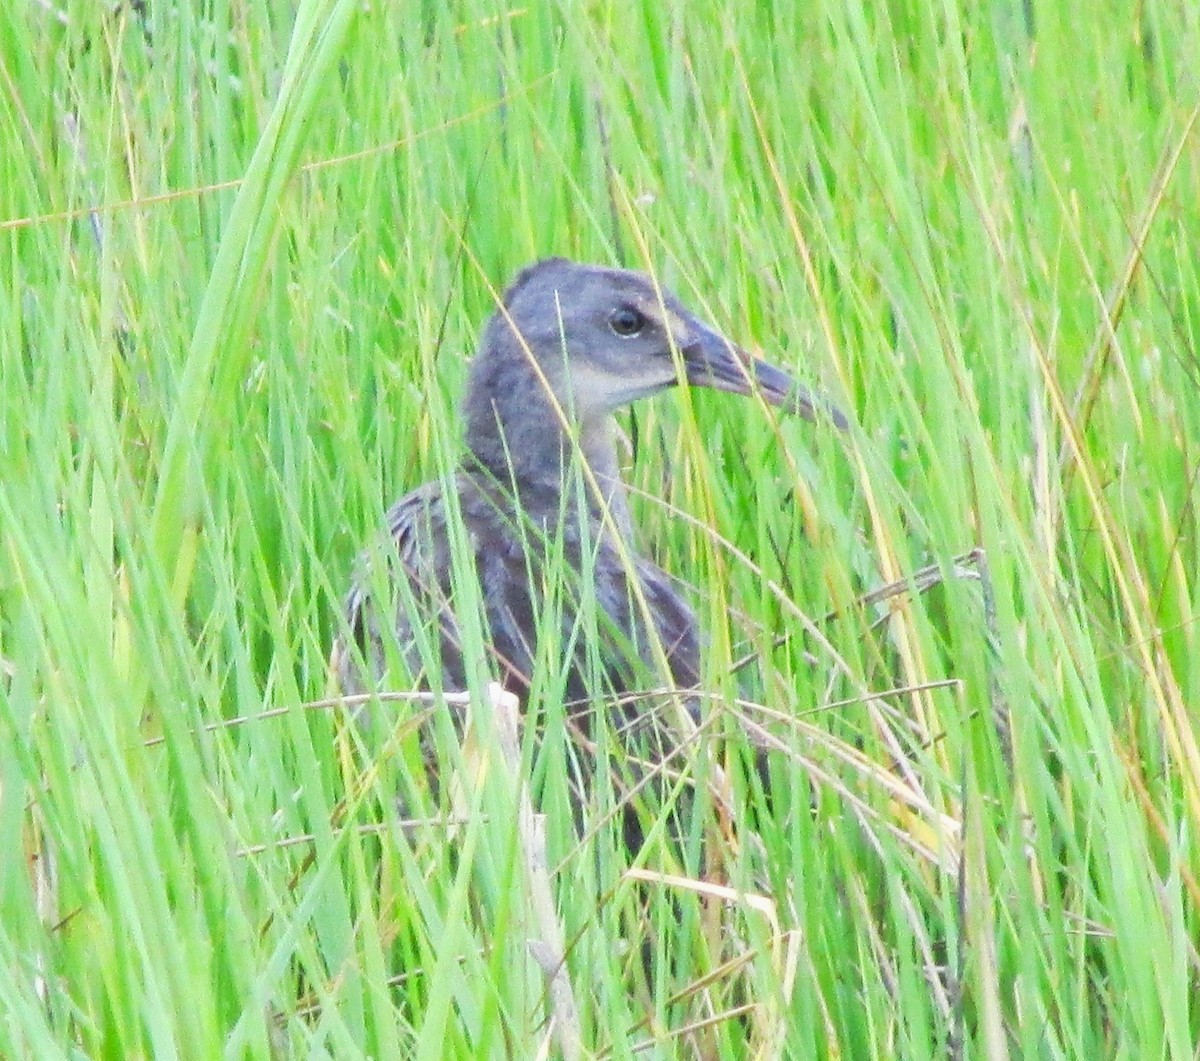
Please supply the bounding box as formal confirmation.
[3,0,1199,1056]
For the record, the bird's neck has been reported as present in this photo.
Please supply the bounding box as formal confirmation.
[463,393,632,540]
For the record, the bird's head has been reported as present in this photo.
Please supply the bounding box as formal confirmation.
[470,258,845,429]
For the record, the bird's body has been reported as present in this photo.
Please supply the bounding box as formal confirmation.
[337,258,839,721]
[342,468,701,708]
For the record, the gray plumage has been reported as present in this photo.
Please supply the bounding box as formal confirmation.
[336,258,841,717]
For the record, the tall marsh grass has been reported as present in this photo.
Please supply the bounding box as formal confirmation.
[1,1,1198,1056]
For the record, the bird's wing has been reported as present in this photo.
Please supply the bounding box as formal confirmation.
[336,480,459,692]
[634,557,703,690]
[337,477,536,695]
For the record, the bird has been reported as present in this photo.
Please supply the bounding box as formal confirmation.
[335,257,843,747]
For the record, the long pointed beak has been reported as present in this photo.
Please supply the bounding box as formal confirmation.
[682,323,848,430]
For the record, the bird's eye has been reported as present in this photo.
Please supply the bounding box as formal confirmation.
[608,306,645,337]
